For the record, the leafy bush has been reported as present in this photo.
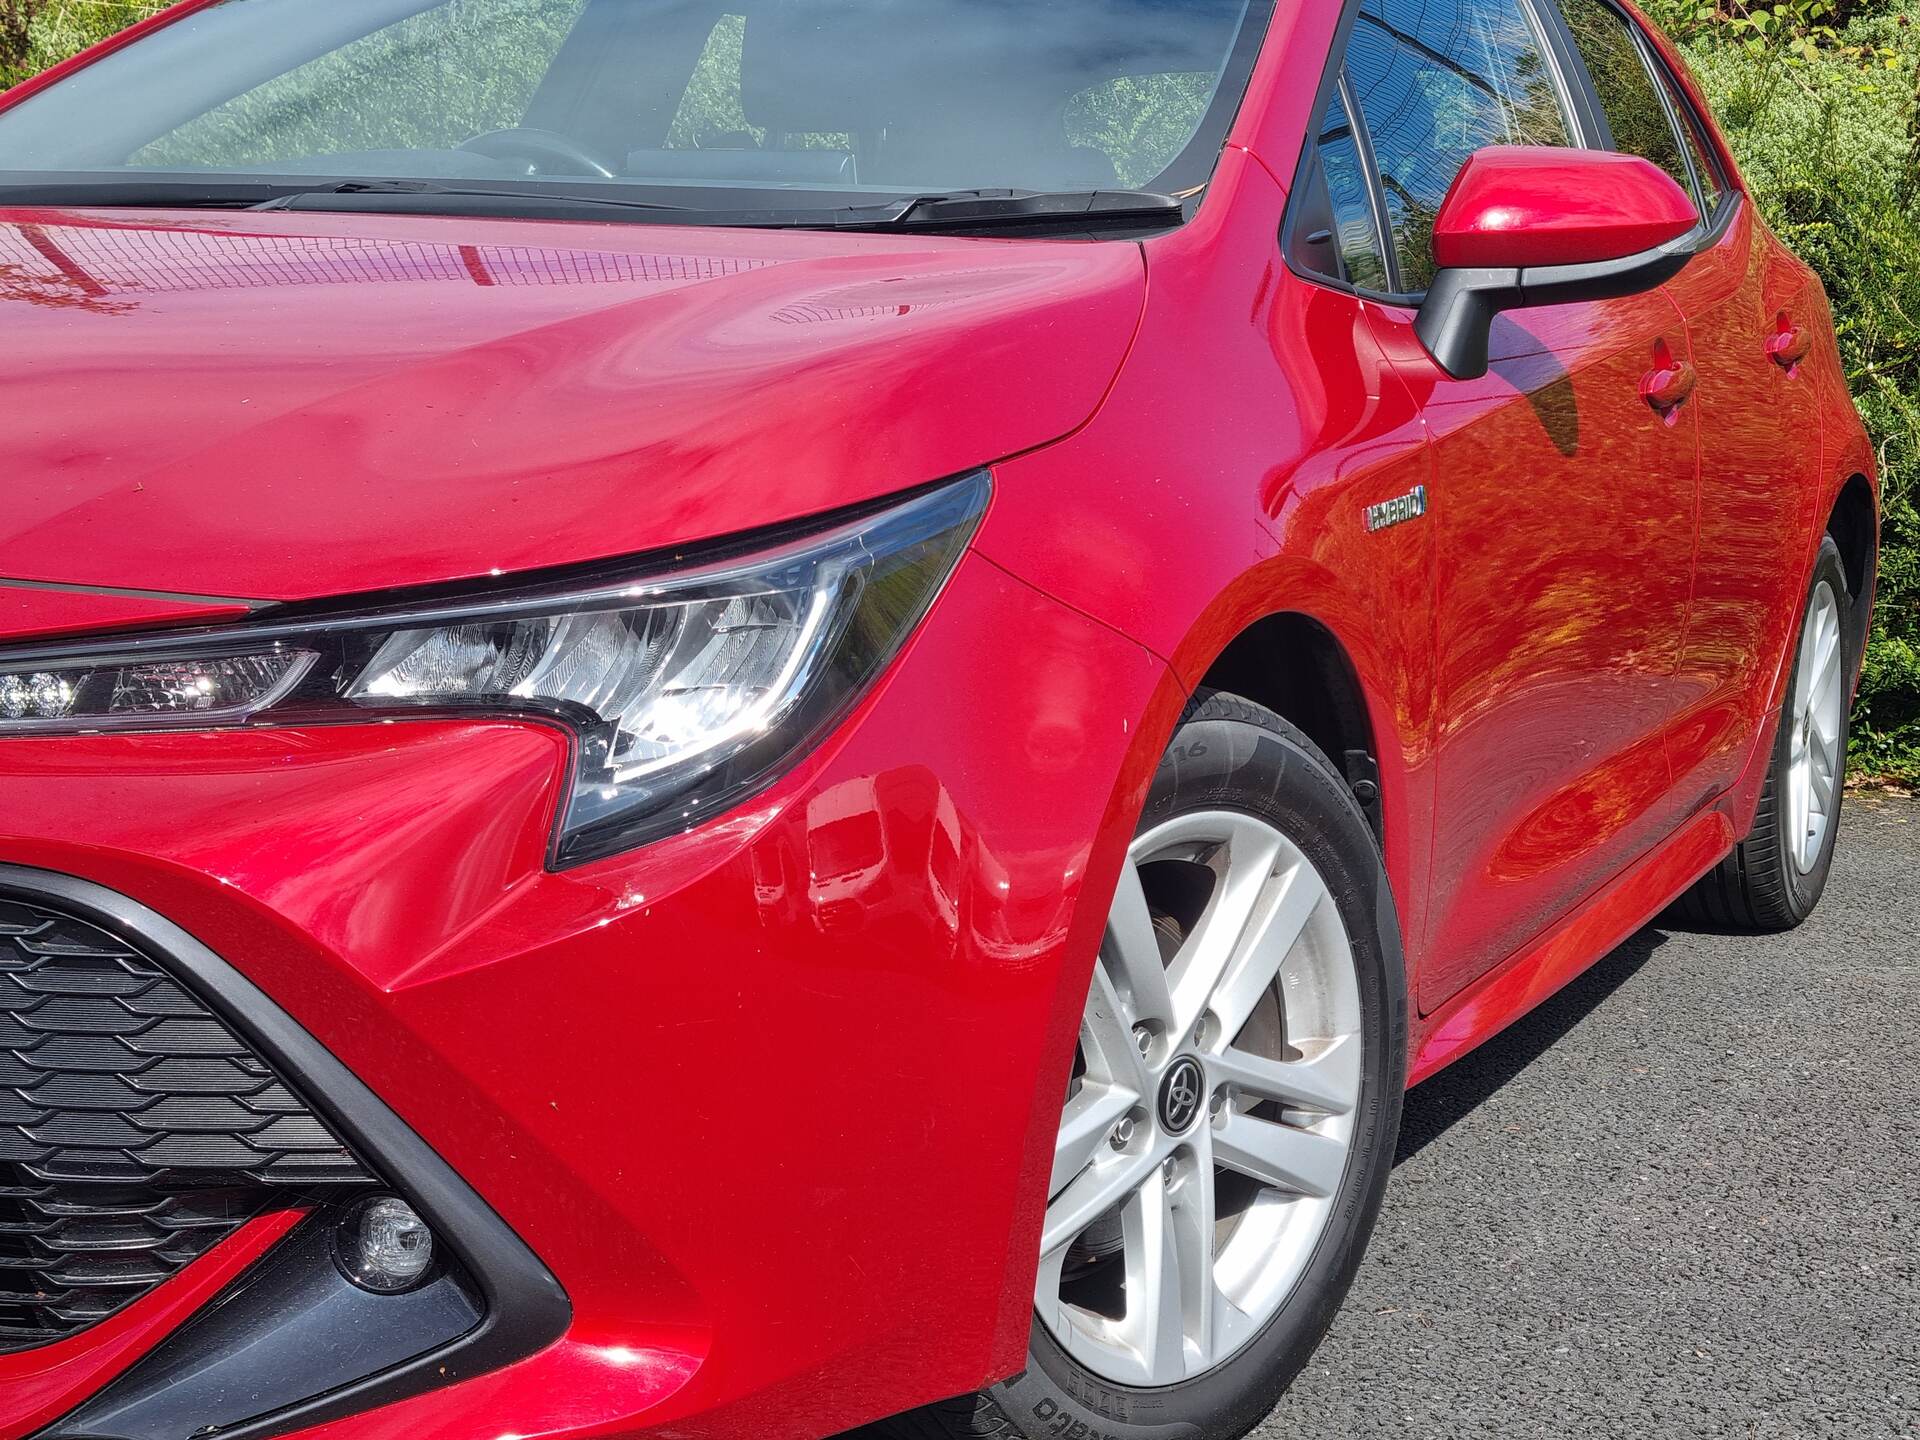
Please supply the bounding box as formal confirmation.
[0,0,158,88]
[3,0,1917,778]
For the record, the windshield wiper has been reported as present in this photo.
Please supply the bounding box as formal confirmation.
[0,176,1187,232]
[245,179,703,217]
[0,177,308,209]
[837,189,1187,231]
[247,183,1188,230]
[0,175,711,217]
[0,175,709,215]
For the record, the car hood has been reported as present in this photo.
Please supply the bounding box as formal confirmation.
[0,208,1144,613]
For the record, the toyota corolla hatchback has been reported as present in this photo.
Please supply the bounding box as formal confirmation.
[0,1,1878,1437]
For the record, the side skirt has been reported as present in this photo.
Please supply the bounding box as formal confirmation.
[1408,808,1736,1086]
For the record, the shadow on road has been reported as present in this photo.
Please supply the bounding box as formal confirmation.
[1394,927,1671,1167]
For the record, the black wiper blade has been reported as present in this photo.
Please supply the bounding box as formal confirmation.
[0,175,708,217]
[0,175,1186,231]
[841,189,1187,230]
[0,178,299,209]
[247,179,702,217]
[253,183,1188,230]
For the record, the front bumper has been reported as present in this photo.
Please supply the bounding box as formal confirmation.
[0,552,1170,1440]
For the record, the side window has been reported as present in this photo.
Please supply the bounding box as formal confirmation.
[1555,0,1702,217]
[1312,87,1392,292]
[1343,0,1574,293]
[1659,69,1725,218]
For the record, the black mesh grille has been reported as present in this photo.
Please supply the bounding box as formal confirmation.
[0,896,373,1353]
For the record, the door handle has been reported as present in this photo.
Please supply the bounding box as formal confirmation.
[1640,357,1698,423]
[1768,319,1814,375]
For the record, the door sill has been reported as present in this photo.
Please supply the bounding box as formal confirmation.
[1408,806,1736,1087]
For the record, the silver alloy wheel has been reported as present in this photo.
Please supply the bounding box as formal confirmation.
[1038,811,1363,1387]
[1786,580,1847,876]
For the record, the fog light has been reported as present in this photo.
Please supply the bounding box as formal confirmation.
[333,1196,435,1294]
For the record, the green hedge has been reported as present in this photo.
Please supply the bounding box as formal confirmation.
[0,1,159,85]
[4,0,1917,780]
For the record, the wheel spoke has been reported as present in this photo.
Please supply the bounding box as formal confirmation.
[1811,698,1842,753]
[1119,1169,1184,1384]
[1115,1153,1218,1385]
[1051,1080,1140,1199]
[1811,749,1838,814]
[1105,860,1176,1031]
[1171,1134,1220,1373]
[1211,1035,1361,1117]
[1081,959,1148,1091]
[1813,629,1843,709]
[1786,745,1811,862]
[1041,1134,1170,1259]
[1812,610,1840,698]
[1817,713,1846,793]
[1033,1243,1069,1323]
[1167,821,1287,1038]
[1797,612,1820,709]
[1213,1109,1349,1199]
[1212,858,1329,1047]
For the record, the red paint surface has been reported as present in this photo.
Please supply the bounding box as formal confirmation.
[0,208,1142,602]
[0,584,251,643]
[1431,146,1700,271]
[0,1,1878,1436]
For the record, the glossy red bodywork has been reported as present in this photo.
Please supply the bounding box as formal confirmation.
[1431,146,1701,271]
[0,1,1876,1437]
[0,210,1142,600]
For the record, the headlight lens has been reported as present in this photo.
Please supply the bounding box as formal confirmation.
[0,475,988,864]
[0,652,314,726]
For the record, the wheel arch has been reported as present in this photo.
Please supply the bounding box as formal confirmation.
[1826,472,1878,684]
[1196,612,1386,850]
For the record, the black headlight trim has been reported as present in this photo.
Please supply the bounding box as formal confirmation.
[0,473,992,870]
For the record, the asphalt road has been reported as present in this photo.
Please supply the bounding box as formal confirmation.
[1264,794,1919,1439]
[846,799,1916,1440]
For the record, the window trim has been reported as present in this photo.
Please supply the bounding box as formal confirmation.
[1282,0,1586,308]
[1647,42,1734,229]
[1335,69,1398,294]
[1280,0,1737,310]
[1537,0,1733,234]
[1279,1,1367,294]
[1563,0,1740,244]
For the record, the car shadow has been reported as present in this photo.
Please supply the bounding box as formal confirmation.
[1395,927,1671,1167]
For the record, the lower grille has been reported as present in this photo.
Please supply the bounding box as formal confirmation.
[0,895,373,1354]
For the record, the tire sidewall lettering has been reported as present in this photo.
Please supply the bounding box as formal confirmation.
[1030,1396,1124,1440]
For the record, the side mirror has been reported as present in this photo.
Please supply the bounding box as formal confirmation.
[1415,146,1702,380]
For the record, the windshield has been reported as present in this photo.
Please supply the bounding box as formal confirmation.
[0,0,1269,223]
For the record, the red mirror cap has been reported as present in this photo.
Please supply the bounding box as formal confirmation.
[1431,145,1700,273]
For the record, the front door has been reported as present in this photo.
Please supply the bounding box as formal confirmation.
[1329,0,1702,1009]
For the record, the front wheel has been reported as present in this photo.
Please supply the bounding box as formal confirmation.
[891,692,1407,1440]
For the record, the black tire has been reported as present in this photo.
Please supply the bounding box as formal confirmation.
[879,691,1408,1440]
[1672,537,1853,932]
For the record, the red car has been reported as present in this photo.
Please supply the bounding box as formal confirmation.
[0,1,1877,1438]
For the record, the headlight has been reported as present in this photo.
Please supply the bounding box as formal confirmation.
[0,474,989,864]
